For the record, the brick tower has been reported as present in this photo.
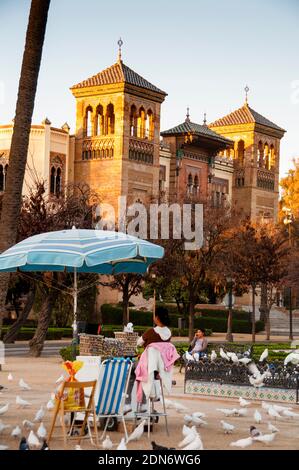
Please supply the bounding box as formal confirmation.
[70,41,167,212]
[209,92,285,222]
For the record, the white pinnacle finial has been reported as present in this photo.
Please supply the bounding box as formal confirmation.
[244,85,249,104]
[118,38,123,61]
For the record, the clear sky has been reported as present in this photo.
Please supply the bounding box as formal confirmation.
[0,0,298,177]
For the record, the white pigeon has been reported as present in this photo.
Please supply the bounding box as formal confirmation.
[7,373,13,382]
[253,433,276,444]
[219,348,230,361]
[191,416,207,426]
[0,444,9,450]
[28,430,41,449]
[34,406,45,422]
[117,438,127,450]
[220,420,235,434]
[239,397,251,407]
[75,444,82,450]
[249,375,264,388]
[210,350,217,361]
[19,378,31,391]
[268,422,279,433]
[16,396,31,408]
[230,437,253,448]
[0,420,10,433]
[193,353,200,362]
[267,406,281,420]
[127,419,146,442]
[284,352,299,366]
[185,352,194,362]
[22,419,34,430]
[239,357,252,365]
[236,408,247,417]
[164,399,188,413]
[259,348,268,362]
[217,408,237,417]
[55,375,65,384]
[183,434,204,450]
[37,422,47,439]
[0,403,9,416]
[247,362,261,377]
[230,353,239,363]
[261,401,271,411]
[281,409,299,418]
[272,404,292,413]
[102,435,113,449]
[11,425,21,438]
[46,399,54,411]
[178,428,197,448]
[192,411,206,419]
[254,409,262,424]
[184,414,193,424]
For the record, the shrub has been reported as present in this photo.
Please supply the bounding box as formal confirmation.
[60,345,79,361]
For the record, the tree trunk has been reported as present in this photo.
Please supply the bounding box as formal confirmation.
[123,295,129,326]
[29,288,58,357]
[188,301,195,341]
[0,0,51,337]
[3,285,36,344]
[252,285,256,343]
[259,283,267,323]
[265,309,271,341]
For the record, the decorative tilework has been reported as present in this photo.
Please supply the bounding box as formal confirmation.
[185,380,297,404]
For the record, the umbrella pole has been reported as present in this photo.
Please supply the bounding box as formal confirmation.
[72,268,78,360]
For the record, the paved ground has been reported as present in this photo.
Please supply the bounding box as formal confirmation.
[0,356,299,450]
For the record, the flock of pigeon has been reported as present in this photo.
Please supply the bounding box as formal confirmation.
[186,346,299,388]
[1,345,299,450]
[0,373,63,450]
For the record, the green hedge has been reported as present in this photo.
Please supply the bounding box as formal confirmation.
[0,327,73,341]
[193,317,264,334]
[101,304,154,326]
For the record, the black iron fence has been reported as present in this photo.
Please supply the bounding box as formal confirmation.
[185,358,299,394]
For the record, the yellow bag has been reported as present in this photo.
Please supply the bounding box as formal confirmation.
[56,360,85,411]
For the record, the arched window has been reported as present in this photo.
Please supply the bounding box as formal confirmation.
[193,175,199,196]
[264,143,269,169]
[137,107,146,139]
[0,165,3,192]
[50,165,62,196]
[106,104,115,134]
[130,105,137,137]
[84,106,93,137]
[258,141,263,167]
[269,144,275,169]
[237,140,245,166]
[56,168,61,196]
[50,167,56,194]
[95,104,104,136]
[145,109,154,140]
[187,174,193,195]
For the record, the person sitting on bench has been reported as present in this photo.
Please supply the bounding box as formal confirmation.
[188,329,208,357]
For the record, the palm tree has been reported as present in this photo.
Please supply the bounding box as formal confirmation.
[0,0,51,337]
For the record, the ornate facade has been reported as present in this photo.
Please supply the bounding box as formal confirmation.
[70,51,166,210]
[209,100,286,221]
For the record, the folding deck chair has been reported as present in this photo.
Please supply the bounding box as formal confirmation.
[96,358,133,441]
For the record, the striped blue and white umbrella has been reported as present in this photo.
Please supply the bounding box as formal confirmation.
[0,228,164,274]
[0,228,164,344]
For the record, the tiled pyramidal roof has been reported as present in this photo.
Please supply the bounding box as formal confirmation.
[161,119,232,145]
[209,103,285,132]
[71,60,166,95]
